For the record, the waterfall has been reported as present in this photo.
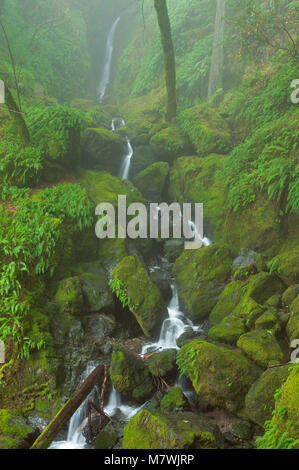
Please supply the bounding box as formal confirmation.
[188,221,211,247]
[208,0,226,98]
[141,285,202,355]
[111,118,134,181]
[97,16,121,103]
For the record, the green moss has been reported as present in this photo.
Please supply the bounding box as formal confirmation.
[282,285,299,307]
[99,235,128,267]
[208,314,247,345]
[286,295,299,342]
[0,409,33,449]
[111,256,164,336]
[177,340,260,413]
[232,297,265,330]
[94,424,118,449]
[268,247,299,286]
[133,161,169,200]
[255,311,281,336]
[160,387,189,412]
[150,125,192,161]
[123,409,221,449]
[110,345,154,402]
[178,105,232,157]
[173,243,232,322]
[237,330,284,368]
[147,349,177,378]
[209,281,243,325]
[169,155,227,240]
[80,170,143,208]
[244,366,290,428]
[54,276,84,316]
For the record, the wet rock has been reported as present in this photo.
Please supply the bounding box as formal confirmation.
[231,421,253,441]
[237,330,284,368]
[176,328,207,348]
[208,314,247,345]
[160,387,190,412]
[147,349,177,380]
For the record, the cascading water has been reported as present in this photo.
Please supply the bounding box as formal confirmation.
[142,285,201,355]
[188,220,211,247]
[111,118,134,181]
[98,16,121,103]
[49,365,96,450]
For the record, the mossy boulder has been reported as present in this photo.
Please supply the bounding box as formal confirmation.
[147,349,177,379]
[160,387,190,412]
[94,423,118,449]
[80,170,143,208]
[163,239,185,262]
[177,340,260,412]
[282,285,299,307]
[256,367,299,449]
[208,314,247,345]
[268,246,299,286]
[0,409,35,449]
[255,311,281,336]
[209,281,244,325]
[133,162,169,200]
[173,243,232,323]
[111,256,164,336]
[286,295,299,342]
[54,276,84,316]
[81,127,124,175]
[123,409,222,449]
[237,330,284,368]
[245,272,286,305]
[224,200,281,258]
[110,345,154,403]
[130,145,159,177]
[169,155,227,239]
[178,105,232,157]
[99,235,128,268]
[150,125,193,162]
[176,328,205,348]
[232,297,265,330]
[244,366,290,428]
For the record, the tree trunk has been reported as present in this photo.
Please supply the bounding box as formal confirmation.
[208,0,226,98]
[154,0,177,121]
[30,365,105,450]
[5,85,30,146]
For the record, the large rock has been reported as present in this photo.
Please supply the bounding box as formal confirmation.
[110,345,154,403]
[169,155,227,239]
[209,281,244,325]
[178,105,232,157]
[173,243,232,322]
[177,340,260,412]
[133,162,169,200]
[130,145,158,178]
[160,387,190,413]
[55,276,84,316]
[0,409,36,449]
[111,256,164,336]
[150,125,193,162]
[286,295,299,342]
[244,366,290,428]
[147,349,177,379]
[81,127,124,174]
[123,409,222,449]
[208,314,247,345]
[255,367,299,449]
[237,330,284,368]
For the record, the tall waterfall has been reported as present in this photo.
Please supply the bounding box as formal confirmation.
[97,16,121,103]
[208,0,226,98]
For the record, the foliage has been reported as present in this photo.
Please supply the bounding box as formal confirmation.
[109,276,135,311]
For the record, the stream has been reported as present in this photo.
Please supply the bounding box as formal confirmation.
[50,16,211,450]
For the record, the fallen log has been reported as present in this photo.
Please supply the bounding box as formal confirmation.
[30,365,104,450]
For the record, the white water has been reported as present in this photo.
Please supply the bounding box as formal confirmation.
[111,117,134,181]
[50,366,96,450]
[188,220,211,247]
[104,387,143,420]
[142,285,201,355]
[97,16,121,103]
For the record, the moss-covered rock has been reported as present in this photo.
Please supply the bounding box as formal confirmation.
[232,296,265,330]
[282,285,299,307]
[244,366,290,428]
[147,349,177,379]
[150,125,193,162]
[80,170,143,208]
[111,256,164,336]
[55,276,84,316]
[256,366,299,449]
[110,345,154,403]
[286,295,299,342]
[123,409,222,449]
[177,340,260,412]
[0,409,35,449]
[94,423,118,449]
[99,235,128,268]
[245,272,286,305]
[255,311,281,336]
[268,246,299,286]
[224,200,282,258]
[178,105,232,157]
[208,314,247,345]
[209,281,244,325]
[81,127,125,175]
[237,330,284,368]
[163,240,185,262]
[173,243,232,323]
[133,162,169,200]
[130,145,159,177]
[160,387,190,412]
[176,328,205,348]
[169,155,227,239]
